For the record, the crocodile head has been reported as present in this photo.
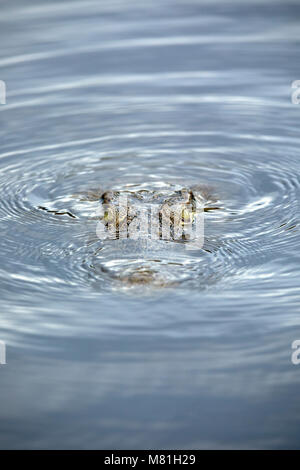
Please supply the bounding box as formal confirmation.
[81,183,220,289]
[97,185,215,241]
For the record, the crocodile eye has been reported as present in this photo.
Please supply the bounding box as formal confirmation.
[182,208,192,222]
[182,206,196,223]
[104,208,115,223]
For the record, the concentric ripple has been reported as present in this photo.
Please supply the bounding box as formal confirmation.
[0,0,299,323]
[1,0,300,450]
[0,135,299,296]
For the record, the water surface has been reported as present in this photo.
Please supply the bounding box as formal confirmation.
[0,0,300,449]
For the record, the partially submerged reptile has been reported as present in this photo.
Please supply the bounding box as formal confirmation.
[86,184,219,242]
[40,183,221,288]
[88,184,220,288]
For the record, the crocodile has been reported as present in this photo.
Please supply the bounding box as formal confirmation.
[80,183,221,288]
[37,183,220,289]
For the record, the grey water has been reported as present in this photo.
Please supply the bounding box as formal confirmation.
[0,0,300,449]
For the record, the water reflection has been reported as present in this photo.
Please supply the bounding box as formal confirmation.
[1,329,300,449]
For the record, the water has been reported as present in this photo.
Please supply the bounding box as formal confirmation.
[0,0,300,449]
